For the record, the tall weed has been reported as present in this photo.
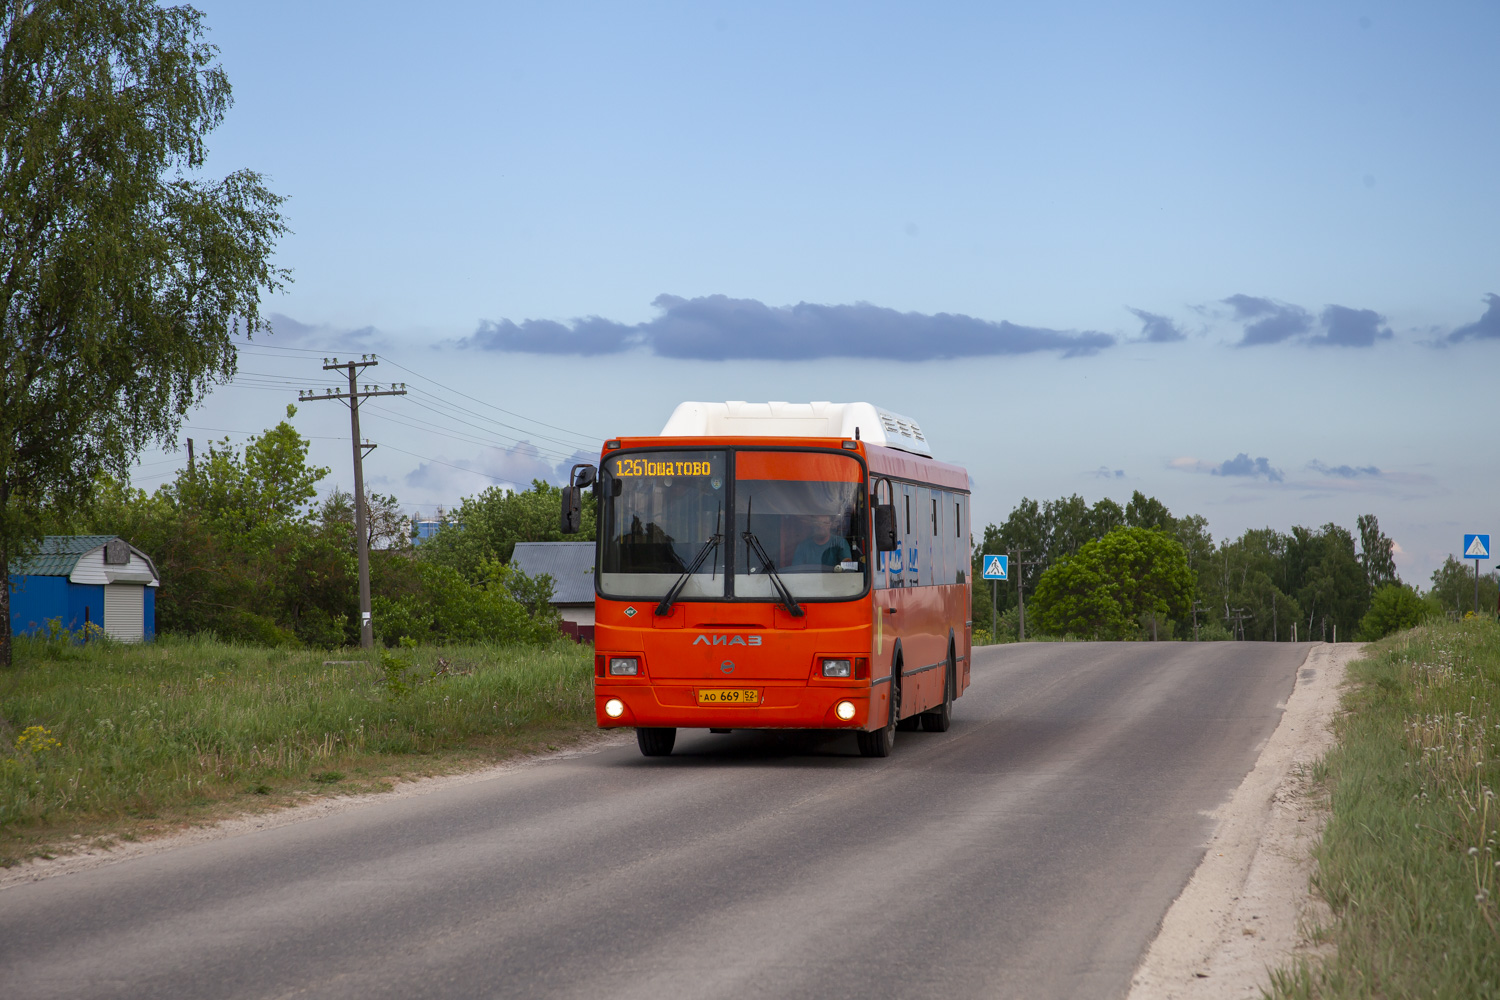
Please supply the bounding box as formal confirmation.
[1270,619,1500,998]
[0,633,593,854]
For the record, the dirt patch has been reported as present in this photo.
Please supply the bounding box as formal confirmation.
[0,730,632,891]
[1127,642,1357,999]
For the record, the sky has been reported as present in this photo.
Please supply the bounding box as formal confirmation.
[133,0,1500,585]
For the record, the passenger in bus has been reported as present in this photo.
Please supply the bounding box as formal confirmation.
[792,514,853,570]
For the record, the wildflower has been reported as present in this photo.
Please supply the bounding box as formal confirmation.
[15,725,61,754]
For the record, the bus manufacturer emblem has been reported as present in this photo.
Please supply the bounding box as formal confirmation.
[720,660,735,674]
[692,634,761,646]
[623,606,637,618]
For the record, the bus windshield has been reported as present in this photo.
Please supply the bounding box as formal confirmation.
[734,450,865,600]
[598,450,727,600]
[596,448,866,602]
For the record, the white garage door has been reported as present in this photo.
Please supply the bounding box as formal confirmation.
[103,584,145,643]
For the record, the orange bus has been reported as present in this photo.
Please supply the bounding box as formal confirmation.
[561,402,972,758]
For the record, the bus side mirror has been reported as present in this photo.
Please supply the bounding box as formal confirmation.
[573,465,597,489]
[873,504,898,552]
[560,485,582,534]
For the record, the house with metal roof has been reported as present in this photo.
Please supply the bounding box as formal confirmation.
[8,536,159,642]
[510,541,596,637]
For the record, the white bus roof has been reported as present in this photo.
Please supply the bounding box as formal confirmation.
[659,401,933,458]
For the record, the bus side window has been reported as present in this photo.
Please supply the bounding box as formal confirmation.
[935,490,951,587]
[959,495,970,582]
[912,485,924,587]
[953,496,964,583]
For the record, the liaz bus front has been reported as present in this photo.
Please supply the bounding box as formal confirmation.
[562,401,969,758]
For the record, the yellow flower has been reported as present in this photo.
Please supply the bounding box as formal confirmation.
[16,725,61,754]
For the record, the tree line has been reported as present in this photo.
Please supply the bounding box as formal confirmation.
[38,408,589,649]
[971,491,1487,642]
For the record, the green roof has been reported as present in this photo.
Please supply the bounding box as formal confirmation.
[9,536,121,577]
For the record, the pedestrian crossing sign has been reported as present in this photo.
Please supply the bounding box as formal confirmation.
[982,554,1008,580]
[1465,534,1490,559]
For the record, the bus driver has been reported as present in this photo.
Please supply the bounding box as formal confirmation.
[793,513,853,570]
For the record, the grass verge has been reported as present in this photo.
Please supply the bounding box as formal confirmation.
[1269,618,1500,998]
[0,633,597,867]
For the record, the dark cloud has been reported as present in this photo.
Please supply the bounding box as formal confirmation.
[1223,295,1314,347]
[1224,295,1394,349]
[1212,453,1284,482]
[1308,460,1382,478]
[1128,307,1186,343]
[1311,305,1393,347]
[461,294,1116,361]
[1446,293,1500,343]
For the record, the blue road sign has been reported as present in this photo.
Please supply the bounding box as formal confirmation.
[1465,534,1490,559]
[982,554,1009,580]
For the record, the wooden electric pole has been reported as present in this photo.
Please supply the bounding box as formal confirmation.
[301,356,406,649]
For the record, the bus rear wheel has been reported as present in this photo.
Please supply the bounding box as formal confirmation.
[636,727,676,757]
[856,676,899,758]
[921,657,955,733]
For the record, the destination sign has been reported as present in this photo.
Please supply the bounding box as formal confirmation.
[612,458,717,478]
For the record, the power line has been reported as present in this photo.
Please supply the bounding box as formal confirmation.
[373,351,602,442]
[376,443,541,490]
[362,400,584,464]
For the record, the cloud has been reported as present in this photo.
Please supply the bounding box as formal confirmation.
[264,313,388,352]
[1307,459,1382,478]
[1311,305,1393,347]
[1172,453,1284,482]
[1128,307,1187,343]
[1446,293,1500,343]
[460,294,1116,361]
[1213,453,1284,481]
[1088,466,1126,479]
[1222,296,1392,348]
[1223,295,1314,346]
[404,442,594,493]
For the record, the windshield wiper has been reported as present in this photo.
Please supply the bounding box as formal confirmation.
[656,503,721,616]
[741,495,803,617]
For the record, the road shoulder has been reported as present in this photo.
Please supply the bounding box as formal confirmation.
[1127,642,1356,1000]
[0,730,632,891]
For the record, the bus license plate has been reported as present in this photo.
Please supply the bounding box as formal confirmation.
[697,688,761,705]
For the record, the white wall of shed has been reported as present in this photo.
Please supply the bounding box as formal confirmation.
[69,546,159,586]
[558,606,596,626]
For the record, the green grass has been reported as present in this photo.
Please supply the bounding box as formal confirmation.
[1269,618,1500,999]
[0,633,596,864]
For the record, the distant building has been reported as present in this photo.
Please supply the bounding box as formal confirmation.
[510,541,596,641]
[411,507,453,544]
[8,536,159,642]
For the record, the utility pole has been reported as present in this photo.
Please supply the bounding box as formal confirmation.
[1191,600,1204,641]
[301,356,406,649]
[1013,555,1042,641]
[1272,590,1277,642]
[1225,607,1252,640]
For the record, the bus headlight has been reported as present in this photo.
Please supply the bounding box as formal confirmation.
[604,698,625,718]
[835,700,856,721]
[609,657,639,676]
[821,658,852,678]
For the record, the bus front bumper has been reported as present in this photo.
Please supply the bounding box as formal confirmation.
[594,683,879,731]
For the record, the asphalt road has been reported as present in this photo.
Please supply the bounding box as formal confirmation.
[0,641,1308,1000]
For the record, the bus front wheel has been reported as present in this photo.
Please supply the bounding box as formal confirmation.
[636,727,676,757]
[856,676,900,758]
